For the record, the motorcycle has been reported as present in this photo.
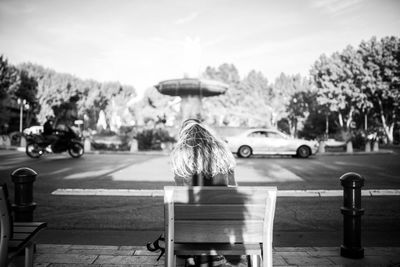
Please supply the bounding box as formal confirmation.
[25,127,84,158]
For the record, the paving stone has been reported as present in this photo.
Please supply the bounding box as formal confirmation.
[328,255,400,266]
[119,245,144,250]
[274,247,317,252]
[283,255,335,266]
[308,249,340,256]
[34,253,98,264]
[272,255,288,266]
[70,245,119,250]
[134,249,163,256]
[68,248,134,256]
[364,247,400,256]
[275,251,311,257]
[48,264,101,267]
[312,246,340,251]
[99,265,164,267]
[93,255,163,265]
[36,244,72,253]
[326,258,366,267]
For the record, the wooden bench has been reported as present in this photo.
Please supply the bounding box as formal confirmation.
[0,184,47,267]
[164,186,277,267]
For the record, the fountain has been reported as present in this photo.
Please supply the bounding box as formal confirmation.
[155,78,228,120]
[154,37,229,121]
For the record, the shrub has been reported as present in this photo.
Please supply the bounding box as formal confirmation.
[352,130,366,149]
[135,127,176,150]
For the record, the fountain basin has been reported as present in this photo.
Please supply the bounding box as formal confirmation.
[155,78,228,97]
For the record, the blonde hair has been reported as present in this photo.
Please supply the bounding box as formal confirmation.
[171,120,236,180]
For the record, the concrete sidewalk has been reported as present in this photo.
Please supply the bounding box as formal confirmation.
[29,244,400,266]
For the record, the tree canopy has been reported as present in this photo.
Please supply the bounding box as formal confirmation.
[310,36,400,143]
[0,35,399,144]
[18,62,136,129]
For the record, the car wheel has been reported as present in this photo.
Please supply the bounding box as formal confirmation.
[297,145,311,158]
[238,145,252,158]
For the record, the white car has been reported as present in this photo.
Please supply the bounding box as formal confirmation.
[225,128,319,158]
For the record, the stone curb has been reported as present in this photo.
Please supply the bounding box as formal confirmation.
[316,149,394,156]
[0,146,169,156]
[51,188,400,197]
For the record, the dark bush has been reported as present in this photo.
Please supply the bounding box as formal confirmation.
[135,127,176,151]
[136,129,155,150]
[352,130,366,149]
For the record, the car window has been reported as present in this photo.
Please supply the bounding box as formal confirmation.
[248,131,268,138]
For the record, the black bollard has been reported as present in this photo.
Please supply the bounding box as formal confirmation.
[340,172,364,259]
[11,167,37,222]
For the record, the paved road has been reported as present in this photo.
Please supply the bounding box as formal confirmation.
[1,149,399,190]
[0,149,399,246]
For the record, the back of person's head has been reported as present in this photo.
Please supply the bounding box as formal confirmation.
[171,119,235,180]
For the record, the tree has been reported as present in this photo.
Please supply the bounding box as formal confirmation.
[286,90,314,136]
[202,64,276,127]
[201,64,244,126]
[358,36,400,143]
[235,70,273,127]
[18,62,137,131]
[273,73,312,135]
[311,46,367,141]
[0,55,20,128]
[16,70,39,127]
[310,36,400,143]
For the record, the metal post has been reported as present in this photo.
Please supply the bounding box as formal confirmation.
[19,100,23,132]
[340,172,364,259]
[11,167,37,222]
[325,115,329,135]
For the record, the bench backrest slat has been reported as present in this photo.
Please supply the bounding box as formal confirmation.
[175,220,265,243]
[170,187,272,204]
[175,204,265,220]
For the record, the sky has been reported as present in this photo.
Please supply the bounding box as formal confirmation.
[1,0,399,98]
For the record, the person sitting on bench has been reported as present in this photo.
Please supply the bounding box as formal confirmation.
[147,119,240,266]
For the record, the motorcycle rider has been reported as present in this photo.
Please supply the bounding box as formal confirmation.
[42,116,58,152]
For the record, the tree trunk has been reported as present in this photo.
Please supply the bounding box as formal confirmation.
[345,107,354,130]
[378,99,394,144]
[364,114,368,131]
[338,112,344,129]
[291,118,298,137]
[386,122,394,144]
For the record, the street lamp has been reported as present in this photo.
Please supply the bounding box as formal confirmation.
[17,98,30,132]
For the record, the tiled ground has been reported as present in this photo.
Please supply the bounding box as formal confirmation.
[25,245,400,267]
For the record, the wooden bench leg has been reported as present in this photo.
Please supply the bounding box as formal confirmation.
[25,243,34,267]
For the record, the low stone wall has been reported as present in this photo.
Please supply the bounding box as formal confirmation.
[0,135,11,148]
